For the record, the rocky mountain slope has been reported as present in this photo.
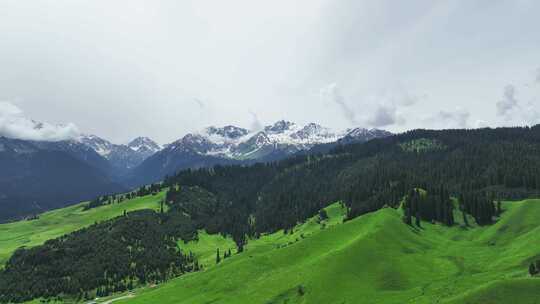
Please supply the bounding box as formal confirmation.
[79,135,162,175]
[130,121,391,186]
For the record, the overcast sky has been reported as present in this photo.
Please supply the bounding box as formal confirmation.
[1,0,539,144]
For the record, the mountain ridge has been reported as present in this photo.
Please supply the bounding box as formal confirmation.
[78,135,162,174]
[129,121,392,186]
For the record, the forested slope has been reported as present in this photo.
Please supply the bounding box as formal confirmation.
[164,126,540,245]
[119,200,540,304]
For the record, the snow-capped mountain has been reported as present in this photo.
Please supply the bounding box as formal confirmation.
[163,120,390,160]
[79,134,115,157]
[128,137,162,156]
[338,127,394,145]
[130,121,392,186]
[78,135,161,173]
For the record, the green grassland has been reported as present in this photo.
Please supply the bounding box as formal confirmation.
[399,138,446,153]
[0,191,166,266]
[4,195,540,303]
[119,200,540,304]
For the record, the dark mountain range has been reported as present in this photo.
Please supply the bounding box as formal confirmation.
[79,135,162,176]
[0,137,125,222]
[0,122,389,221]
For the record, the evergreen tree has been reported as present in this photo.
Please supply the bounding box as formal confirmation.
[216,248,221,264]
[529,263,537,276]
[403,206,412,225]
[319,209,328,221]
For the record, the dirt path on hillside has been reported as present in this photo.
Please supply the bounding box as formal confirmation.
[96,293,135,304]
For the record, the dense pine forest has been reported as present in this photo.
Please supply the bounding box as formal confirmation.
[2,125,540,302]
[164,126,540,246]
[0,209,200,303]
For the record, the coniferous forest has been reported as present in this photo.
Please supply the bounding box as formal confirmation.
[0,209,200,303]
[165,126,540,241]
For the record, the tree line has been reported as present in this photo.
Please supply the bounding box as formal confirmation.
[83,183,165,210]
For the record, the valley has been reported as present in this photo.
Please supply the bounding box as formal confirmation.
[117,199,540,304]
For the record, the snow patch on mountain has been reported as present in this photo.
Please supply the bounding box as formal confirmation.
[128,137,162,154]
[78,135,162,170]
[163,121,392,161]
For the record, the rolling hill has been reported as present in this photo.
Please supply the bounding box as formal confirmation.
[1,194,539,303]
[117,200,540,304]
[0,191,166,266]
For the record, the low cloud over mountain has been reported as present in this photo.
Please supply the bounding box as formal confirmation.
[0,102,79,141]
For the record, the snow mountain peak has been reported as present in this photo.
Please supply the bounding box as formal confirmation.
[159,121,392,161]
[78,134,161,172]
[205,125,249,139]
[264,120,295,133]
[128,137,162,153]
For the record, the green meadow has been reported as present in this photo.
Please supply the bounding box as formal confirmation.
[119,200,540,304]
[3,196,539,303]
[0,191,166,267]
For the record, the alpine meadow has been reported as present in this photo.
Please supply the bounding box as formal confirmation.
[1,1,540,303]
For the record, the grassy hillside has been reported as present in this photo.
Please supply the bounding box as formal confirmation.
[118,200,540,304]
[0,191,166,266]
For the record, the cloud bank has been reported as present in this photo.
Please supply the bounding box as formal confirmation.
[422,107,470,129]
[435,108,470,128]
[320,83,358,125]
[248,110,263,132]
[0,102,80,141]
[496,85,519,119]
[368,104,399,128]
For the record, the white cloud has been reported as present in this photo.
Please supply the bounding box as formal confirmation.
[367,104,399,128]
[437,109,470,128]
[0,102,80,141]
[493,84,540,126]
[194,98,205,108]
[496,85,519,119]
[523,101,540,125]
[319,83,358,125]
[423,108,470,129]
[475,120,489,128]
[248,111,263,132]
[0,1,539,142]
